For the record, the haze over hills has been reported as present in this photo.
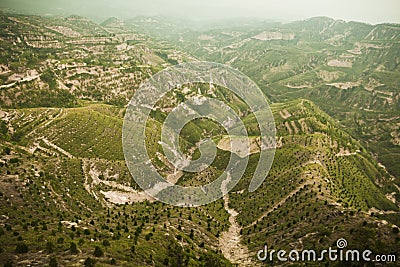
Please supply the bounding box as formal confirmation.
[1,0,400,24]
[0,11,399,266]
[129,15,400,179]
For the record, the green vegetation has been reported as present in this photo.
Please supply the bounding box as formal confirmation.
[0,13,399,266]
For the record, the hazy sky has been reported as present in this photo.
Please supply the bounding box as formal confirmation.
[1,0,399,24]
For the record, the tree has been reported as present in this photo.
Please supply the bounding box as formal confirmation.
[11,130,24,143]
[3,147,11,155]
[46,241,54,253]
[189,229,194,240]
[15,243,28,253]
[0,121,9,140]
[49,256,58,267]
[84,257,96,267]
[93,246,103,257]
[70,242,78,254]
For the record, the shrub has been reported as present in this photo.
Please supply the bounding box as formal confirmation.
[46,241,54,253]
[15,243,28,253]
[9,158,19,164]
[70,242,78,254]
[93,246,103,257]
[84,257,96,267]
[49,257,58,267]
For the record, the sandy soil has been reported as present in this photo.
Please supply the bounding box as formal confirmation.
[285,84,309,89]
[252,31,294,41]
[42,138,74,158]
[101,190,153,205]
[219,173,255,266]
[198,35,214,41]
[217,136,261,157]
[385,192,397,204]
[0,64,10,75]
[279,109,292,119]
[327,59,352,68]
[326,81,360,90]
[83,161,153,206]
[335,147,359,157]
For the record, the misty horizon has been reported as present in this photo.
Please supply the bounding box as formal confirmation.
[0,0,399,25]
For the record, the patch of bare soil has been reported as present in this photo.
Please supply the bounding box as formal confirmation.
[42,138,74,158]
[327,59,352,68]
[83,160,153,206]
[101,190,153,205]
[284,121,293,135]
[252,31,294,41]
[217,136,261,157]
[290,121,299,134]
[335,147,359,157]
[285,84,309,89]
[279,109,292,119]
[326,81,360,90]
[219,173,256,266]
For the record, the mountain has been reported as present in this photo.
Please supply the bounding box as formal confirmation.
[0,14,399,266]
[134,16,400,180]
[1,97,399,265]
[0,13,193,108]
[100,17,125,28]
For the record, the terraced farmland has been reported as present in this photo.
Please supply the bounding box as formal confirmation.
[0,13,399,266]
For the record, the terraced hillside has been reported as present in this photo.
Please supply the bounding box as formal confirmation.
[1,97,399,265]
[0,13,195,108]
[132,16,400,180]
[0,103,233,266]
[0,13,399,266]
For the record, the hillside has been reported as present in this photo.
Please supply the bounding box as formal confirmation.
[0,13,399,266]
[0,13,193,108]
[1,97,399,265]
[132,16,400,180]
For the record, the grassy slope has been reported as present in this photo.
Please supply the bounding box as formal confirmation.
[1,99,399,265]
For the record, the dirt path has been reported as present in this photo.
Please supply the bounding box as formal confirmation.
[219,173,255,266]
[42,138,74,158]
